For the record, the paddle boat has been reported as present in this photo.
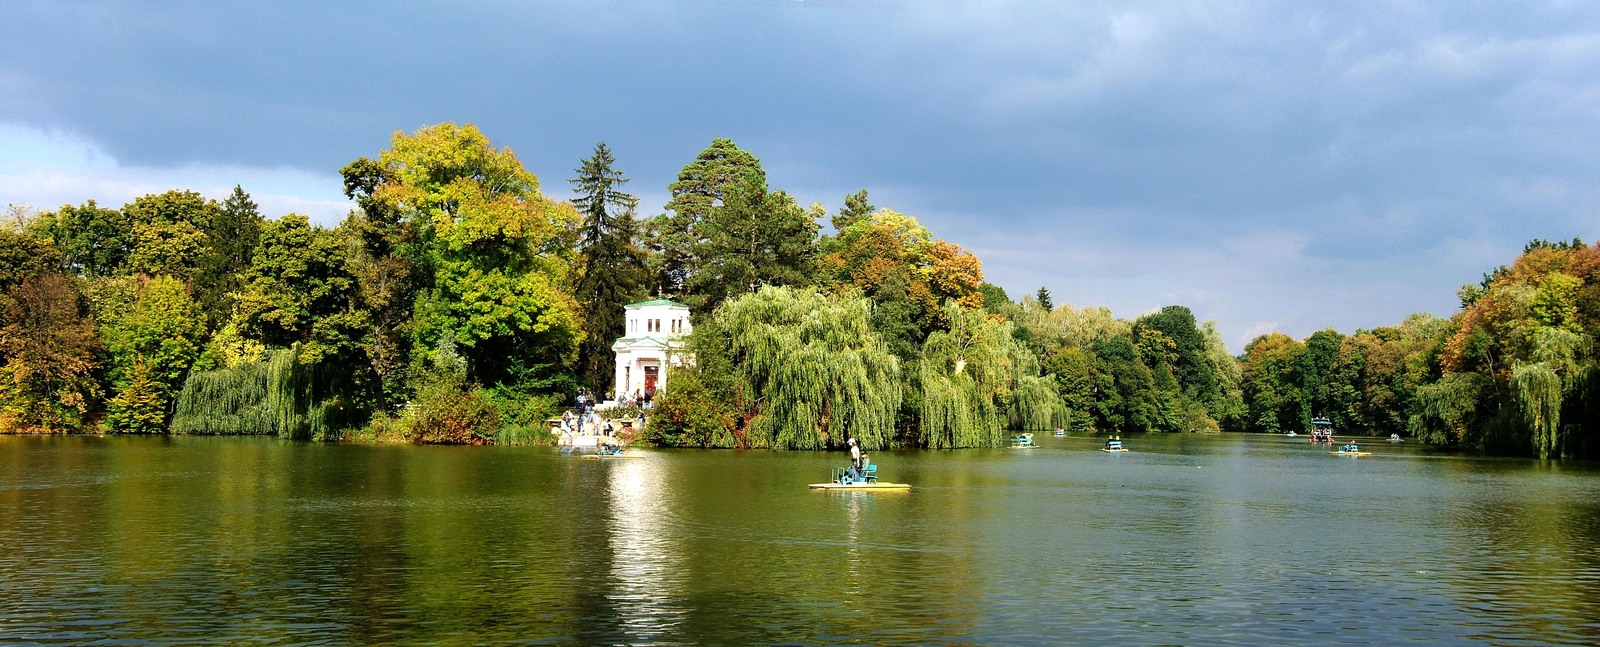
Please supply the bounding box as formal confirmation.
[1010,433,1039,448]
[1053,427,1066,437]
[580,442,640,459]
[1102,438,1128,453]
[808,463,911,490]
[1330,442,1372,457]
[1389,433,1403,443]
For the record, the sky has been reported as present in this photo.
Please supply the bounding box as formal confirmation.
[3,0,1598,351]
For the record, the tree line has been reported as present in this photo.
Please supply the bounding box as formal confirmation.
[2,122,1594,457]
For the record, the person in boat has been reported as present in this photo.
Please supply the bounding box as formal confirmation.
[846,437,863,482]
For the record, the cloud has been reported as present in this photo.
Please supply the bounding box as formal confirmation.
[0,123,349,223]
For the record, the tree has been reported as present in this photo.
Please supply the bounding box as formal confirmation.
[32,201,128,277]
[373,122,583,388]
[647,138,767,299]
[0,272,102,431]
[570,142,647,397]
[233,214,363,362]
[979,282,1011,313]
[832,189,874,231]
[684,177,819,312]
[196,186,264,324]
[709,286,902,449]
[104,355,165,433]
[339,156,423,410]
[1036,287,1053,312]
[122,190,220,280]
[1239,332,1307,434]
[101,275,207,432]
[919,301,1058,447]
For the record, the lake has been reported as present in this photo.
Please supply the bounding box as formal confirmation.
[3,433,1599,645]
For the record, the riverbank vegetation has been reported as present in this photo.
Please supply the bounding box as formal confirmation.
[2,122,1597,457]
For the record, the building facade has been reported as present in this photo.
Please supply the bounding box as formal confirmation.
[610,298,692,404]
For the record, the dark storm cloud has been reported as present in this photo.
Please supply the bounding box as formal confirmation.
[3,0,1599,347]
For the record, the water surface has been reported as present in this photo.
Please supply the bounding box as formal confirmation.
[3,433,1598,645]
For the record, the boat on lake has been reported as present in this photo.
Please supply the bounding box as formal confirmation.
[1011,433,1039,448]
[1102,438,1128,452]
[578,442,637,459]
[1331,442,1371,457]
[809,464,910,490]
[1389,433,1403,443]
[1309,417,1334,444]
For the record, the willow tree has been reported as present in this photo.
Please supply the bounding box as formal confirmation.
[716,285,900,450]
[1512,326,1591,459]
[919,301,1061,447]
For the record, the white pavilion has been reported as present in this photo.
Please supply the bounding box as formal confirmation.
[610,298,692,404]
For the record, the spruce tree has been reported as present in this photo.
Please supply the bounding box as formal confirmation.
[571,142,646,398]
[197,186,263,324]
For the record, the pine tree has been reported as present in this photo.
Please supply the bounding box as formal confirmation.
[832,189,874,231]
[1036,287,1053,312]
[197,186,263,324]
[570,142,647,398]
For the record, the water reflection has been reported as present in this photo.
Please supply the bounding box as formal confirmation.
[2,435,1599,645]
[605,455,688,641]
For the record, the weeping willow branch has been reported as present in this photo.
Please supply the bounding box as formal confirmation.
[716,285,901,450]
[919,301,1063,447]
[173,344,358,440]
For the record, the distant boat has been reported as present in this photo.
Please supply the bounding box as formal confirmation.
[1331,442,1371,457]
[1053,427,1066,437]
[1102,438,1128,453]
[1011,433,1039,448]
[1389,434,1403,443]
[1309,417,1334,444]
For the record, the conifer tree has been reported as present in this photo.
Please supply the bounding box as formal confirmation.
[570,142,646,398]
[197,185,263,324]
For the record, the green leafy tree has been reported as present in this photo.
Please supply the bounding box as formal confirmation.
[102,275,207,431]
[570,142,647,398]
[339,156,424,410]
[1239,332,1307,434]
[234,214,365,364]
[832,189,874,231]
[1035,287,1053,312]
[32,201,129,276]
[122,190,220,280]
[919,301,1058,447]
[373,122,583,388]
[104,356,165,433]
[714,286,902,449]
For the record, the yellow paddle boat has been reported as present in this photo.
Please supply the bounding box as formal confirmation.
[1330,442,1371,457]
[808,465,911,491]
[1102,438,1128,452]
